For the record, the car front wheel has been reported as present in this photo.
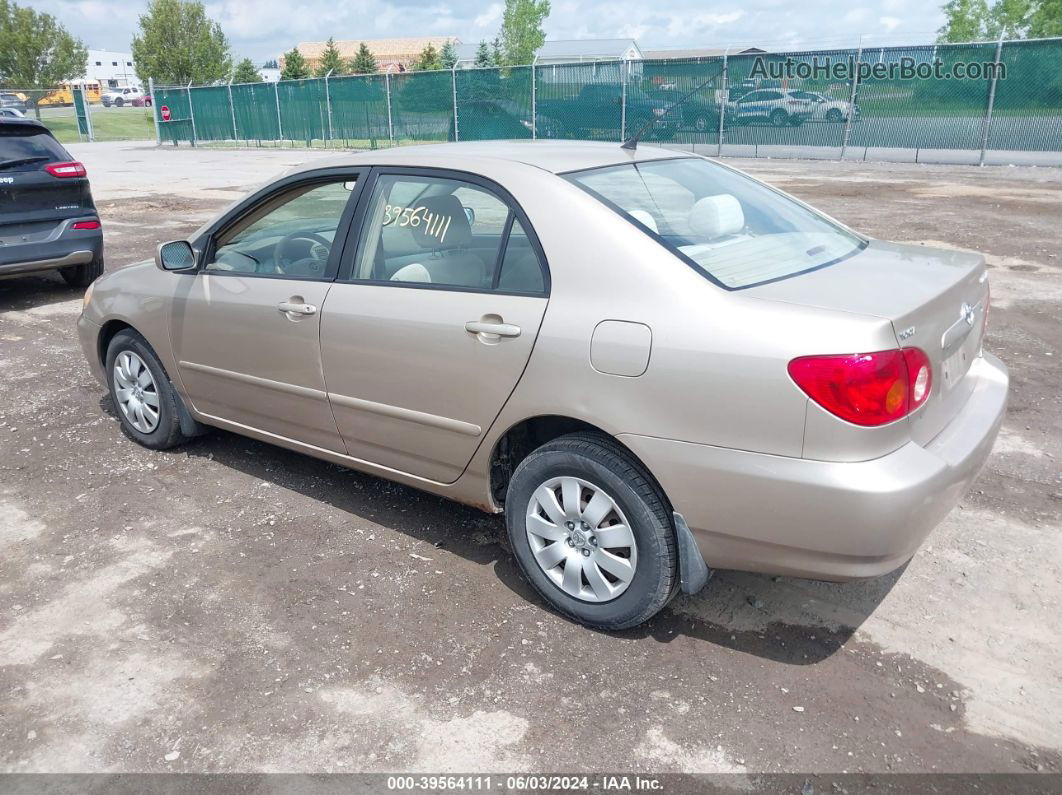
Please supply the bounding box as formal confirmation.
[504,433,678,630]
[106,330,195,450]
[826,108,843,122]
[115,97,124,107]
[770,109,788,127]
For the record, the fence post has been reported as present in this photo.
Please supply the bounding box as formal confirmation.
[717,47,730,157]
[531,57,538,140]
[451,66,460,142]
[840,36,863,161]
[620,60,628,141]
[227,78,238,141]
[324,70,334,144]
[149,77,159,145]
[186,81,198,147]
[385,73,394,145]
[979,34,1005,166]
[274,80,284,143]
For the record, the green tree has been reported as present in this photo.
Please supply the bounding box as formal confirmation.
[491,37,504,66]
[1029,0,1062,34]
[0,0,87,118]
[231,57,262,83]
[316,36,346,77]
[280,47,310,80]
[440,39,459,69]
[263,58,278,69]
[938,0,991,41]
[473,40,493,67]
[350,42,378,74]
[411,42,442,71]
[131,0,231,85]
[499,0,550,65]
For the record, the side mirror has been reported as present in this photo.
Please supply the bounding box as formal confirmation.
[463,206,475,226]
[155,240,197,272]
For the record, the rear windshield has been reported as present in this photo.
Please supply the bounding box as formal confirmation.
[0,127,70,172]
[567,157,865,289]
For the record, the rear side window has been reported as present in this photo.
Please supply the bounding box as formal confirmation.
[0,128,70,171]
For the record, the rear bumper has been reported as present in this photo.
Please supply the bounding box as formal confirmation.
[0,220,102,277]
[619,353,1008,581]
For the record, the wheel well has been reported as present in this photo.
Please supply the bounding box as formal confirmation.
[97,320,134,366]
[488,416,668,510]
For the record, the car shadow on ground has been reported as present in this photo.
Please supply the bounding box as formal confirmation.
[0,272,84,311]
[110,408,901,666]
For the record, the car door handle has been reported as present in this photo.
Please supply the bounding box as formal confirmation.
[278,301,317,316]
[465,320,521,338]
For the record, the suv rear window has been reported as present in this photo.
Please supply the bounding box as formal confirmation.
[0,127,70,172]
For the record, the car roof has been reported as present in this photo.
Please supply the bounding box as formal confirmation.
[0,116,48,132]
[287,140,689,177]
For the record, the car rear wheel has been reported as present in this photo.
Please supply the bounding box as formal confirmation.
[106,330,194,450]
[504,433,678,630]
[60,257,104,288]
[826,108,843,123]
[770,109,788,127]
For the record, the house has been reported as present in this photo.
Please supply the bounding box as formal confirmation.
[641,46,766,60]
[286,38,460,74]
[85,49,138,88]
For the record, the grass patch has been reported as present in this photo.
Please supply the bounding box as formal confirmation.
[40,107,157,143]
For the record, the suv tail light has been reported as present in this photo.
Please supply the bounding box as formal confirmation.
[45,161,87,178]
[788,348,932,427]
[70,220,100,230]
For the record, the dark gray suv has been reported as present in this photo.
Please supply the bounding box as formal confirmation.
[0,118,103,287]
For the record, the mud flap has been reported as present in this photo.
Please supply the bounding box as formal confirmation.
[674,512,713,595]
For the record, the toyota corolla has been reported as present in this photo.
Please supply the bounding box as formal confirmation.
[77,141,1007,630]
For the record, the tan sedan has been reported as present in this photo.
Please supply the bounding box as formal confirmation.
[77,141,1007,629]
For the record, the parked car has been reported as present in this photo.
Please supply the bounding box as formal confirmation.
[0,92,27,113]
[0,108,26,118]
[101,87,143,107]
[131,93,153,108]
[77,141,1006,630]
[729,88,814,126]
[449,100,561,140]
[654,89,724,133]
[0,118,104,287]
[537,84,679,140]
[789,90,859,122]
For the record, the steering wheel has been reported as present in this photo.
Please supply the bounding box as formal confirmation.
[272,232,331,276]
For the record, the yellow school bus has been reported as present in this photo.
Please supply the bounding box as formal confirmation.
[38,82,103,107]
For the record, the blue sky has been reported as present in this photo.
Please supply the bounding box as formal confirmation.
[36,0,947,63]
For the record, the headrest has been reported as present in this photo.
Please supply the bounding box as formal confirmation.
[628,209,659,233]
[688,194,744,240]
[410,194,471,249]
[391,262,431,283]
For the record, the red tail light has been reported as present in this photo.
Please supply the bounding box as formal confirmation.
[45,161,87,178]
[788,348,932,427]
[70,220,101,230]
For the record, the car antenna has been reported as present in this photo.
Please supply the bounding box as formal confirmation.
[621,71,723,152]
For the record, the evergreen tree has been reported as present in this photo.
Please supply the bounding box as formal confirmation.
[316,36,346,76]
[440,39,459,69]
[473,40,493,67]
[280,47,310,80]
[350,42,378,74]
[231,57,263,83]
[411,42,442,71]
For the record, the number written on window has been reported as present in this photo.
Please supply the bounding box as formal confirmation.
[381,203,454,244]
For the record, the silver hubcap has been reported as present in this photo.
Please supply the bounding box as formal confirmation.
[526,476,637,603]
[113,351,160,433]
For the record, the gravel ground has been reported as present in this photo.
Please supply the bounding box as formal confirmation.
[0,143,1059,777]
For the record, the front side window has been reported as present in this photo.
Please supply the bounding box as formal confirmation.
[206,179,356,277]
[568,158,865,289]
[352,174,515,290]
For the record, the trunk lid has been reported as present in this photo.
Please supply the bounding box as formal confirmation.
[0,123,93,227]
[747,239,989,444]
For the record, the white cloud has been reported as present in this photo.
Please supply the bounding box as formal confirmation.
[880,15,902,32]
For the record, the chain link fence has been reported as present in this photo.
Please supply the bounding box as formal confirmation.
[29,35,1056,160]
[1,86,156,143]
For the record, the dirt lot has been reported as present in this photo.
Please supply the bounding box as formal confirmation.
[1,143,1059,776]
